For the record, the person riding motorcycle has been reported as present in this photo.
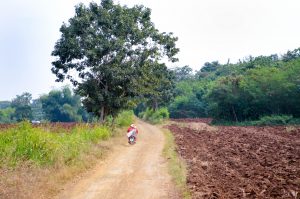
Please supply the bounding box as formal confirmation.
[127,124,138,143]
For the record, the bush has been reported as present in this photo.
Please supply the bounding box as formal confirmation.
[139,107,169,124]
[212,115,297,126]
[115,110,134,127]
[105,110,134,127]
[0,121,111,167]
[255,115,293,126]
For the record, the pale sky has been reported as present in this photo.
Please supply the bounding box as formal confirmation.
[1,0,300,100]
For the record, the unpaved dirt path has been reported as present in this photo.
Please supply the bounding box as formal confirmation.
[56,120,178,199]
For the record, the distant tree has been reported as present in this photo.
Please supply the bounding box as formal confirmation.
[206,76,243,121]
[11,92,33,121]
[0,107,15,123]
[51,0,179,121]
[168,80,208,118]
[282,48,300,62]
[200,61,220,72]
[0,101,11,109]
[172,65,193,82]
[40,87,85,122]
[31,99,45,121]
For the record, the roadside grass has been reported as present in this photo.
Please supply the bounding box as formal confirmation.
[162,128,191,199]
[0,121,111,168]
[0,110,134,199]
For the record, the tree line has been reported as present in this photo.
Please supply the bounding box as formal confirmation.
[2,0,299,124]
[169,48,300,122]
[0,87,92,123]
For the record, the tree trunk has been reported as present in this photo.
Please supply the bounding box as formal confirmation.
[99,106,105,123]
[232,105,238,122]
[99,83,109,123]
[152,99,158,111]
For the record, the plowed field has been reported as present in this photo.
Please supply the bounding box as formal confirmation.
[167,122,300,199]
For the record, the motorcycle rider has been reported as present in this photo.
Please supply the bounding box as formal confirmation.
[127,124,138,143]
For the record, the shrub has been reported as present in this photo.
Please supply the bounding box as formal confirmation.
[139,107,169,124]
[115,110,134,127]
[105,110,134,127]
[255,115,293,126]
[212,115,298,126]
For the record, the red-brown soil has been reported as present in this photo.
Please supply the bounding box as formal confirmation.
[171,118,213,124]
[167,122,300,199]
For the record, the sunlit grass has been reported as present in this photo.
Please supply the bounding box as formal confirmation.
[0,121,111,167]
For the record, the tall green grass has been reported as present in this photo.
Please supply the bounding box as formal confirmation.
[0,121,111,167]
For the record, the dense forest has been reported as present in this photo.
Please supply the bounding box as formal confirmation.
[167,47,300,123]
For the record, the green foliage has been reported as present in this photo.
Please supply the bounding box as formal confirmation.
[105,110,135,127]
[168,79,208,118]
[0,107,15,123]
[173,65,193,82]
[40,87,88,122]
[213,115,298,126]
[255,115,293,126]
[0,101,11,109]
[169,47,300,123]
[139,107,169,124]
[11,92,33,121]
[0,121,111,167]
[114,110,134,127]
[31,99,45,121]
[52,0,179,121]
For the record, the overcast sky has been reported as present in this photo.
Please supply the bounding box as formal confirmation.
[1,0,300,100]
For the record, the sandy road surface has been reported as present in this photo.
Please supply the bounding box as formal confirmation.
[57,120,178,199]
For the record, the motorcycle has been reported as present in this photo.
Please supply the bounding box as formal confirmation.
[127,130,136,145]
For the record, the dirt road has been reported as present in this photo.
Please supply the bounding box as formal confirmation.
[57,120,178,199]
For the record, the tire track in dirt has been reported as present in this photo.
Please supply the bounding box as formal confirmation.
[56,120,178,199]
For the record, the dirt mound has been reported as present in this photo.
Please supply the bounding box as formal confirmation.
[167,124,300,199]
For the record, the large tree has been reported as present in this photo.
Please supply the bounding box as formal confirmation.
[51,0,179,121]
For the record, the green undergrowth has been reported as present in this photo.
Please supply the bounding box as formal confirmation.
[0,110,134,168]
[212,115,300,126]
[139,107,169,124]
[162,128,191,199]
[107,110,135,127]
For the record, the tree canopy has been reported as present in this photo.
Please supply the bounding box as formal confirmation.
[11,92,33,121]
[168,47,300,121]
[40,87,88,122]
[51,0,179,121]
